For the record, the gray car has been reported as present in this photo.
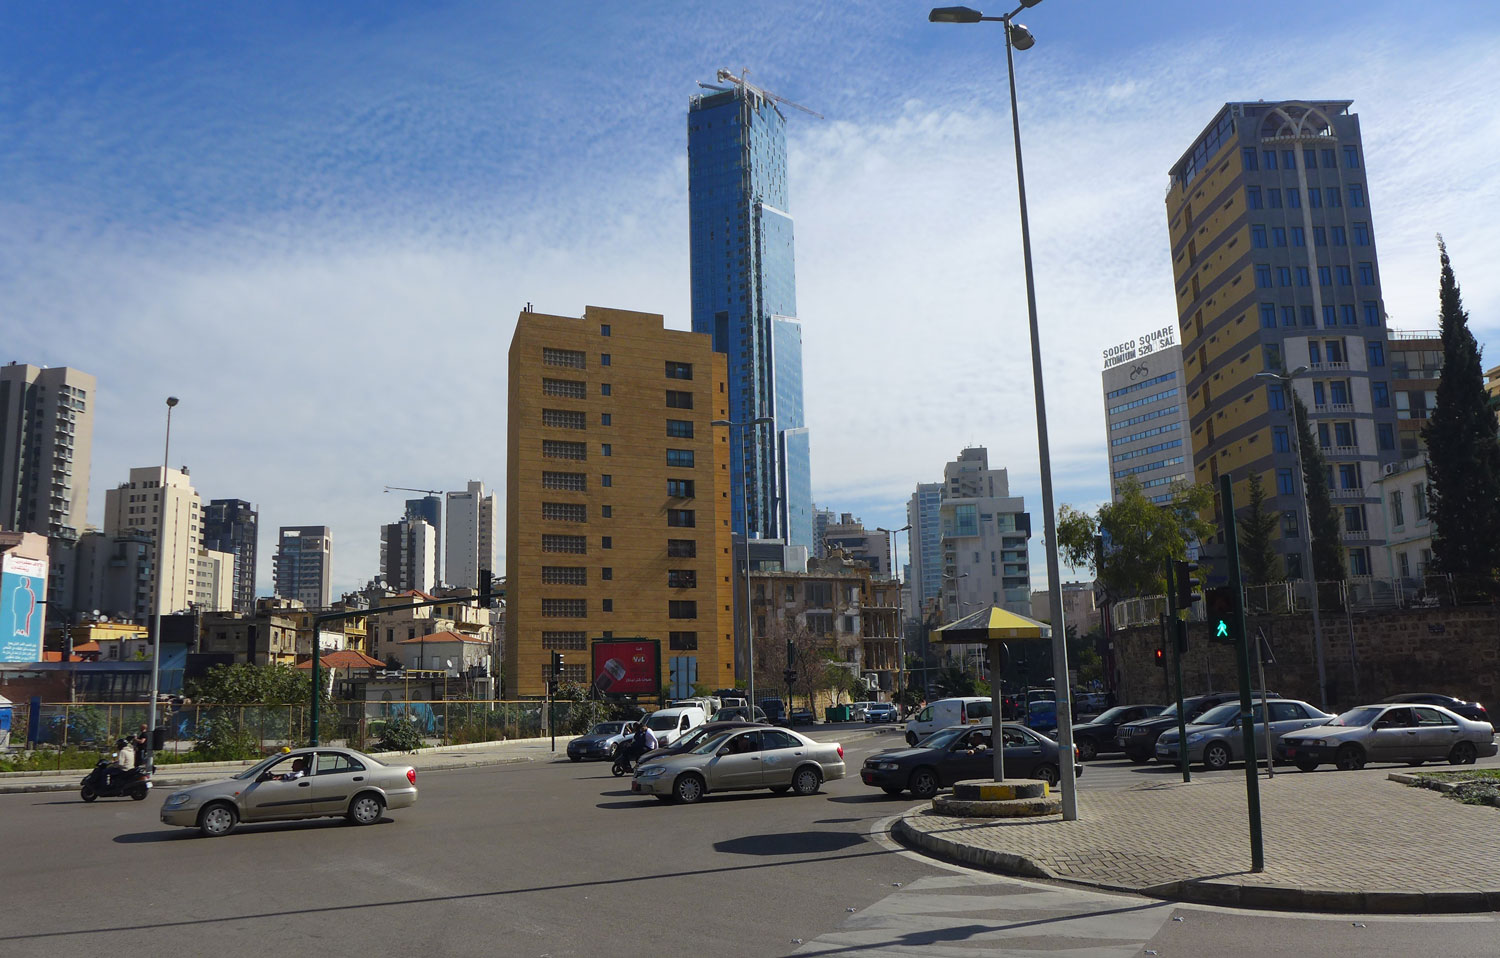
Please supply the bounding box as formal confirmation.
[631,727,845,804]
[567,720,638,761]
[1275,703,1499,771]
[1154,699,1331,770]
[159,747,418,837]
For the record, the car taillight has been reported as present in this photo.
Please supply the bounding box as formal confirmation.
[836,746,844,759]
[406,768,417,785]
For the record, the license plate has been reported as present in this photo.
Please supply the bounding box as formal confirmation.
[631,782,640,792]
[1284,747,1297,756]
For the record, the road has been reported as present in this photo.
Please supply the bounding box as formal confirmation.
[3,728,1498,958]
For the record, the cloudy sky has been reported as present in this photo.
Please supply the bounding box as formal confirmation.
[4,1,1498,597]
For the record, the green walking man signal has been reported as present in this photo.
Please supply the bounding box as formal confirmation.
[1205,586,1238,644]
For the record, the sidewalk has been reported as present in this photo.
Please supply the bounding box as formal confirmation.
[894,769,1500,914]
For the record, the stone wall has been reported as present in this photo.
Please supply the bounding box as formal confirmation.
[1115,606,1500,712]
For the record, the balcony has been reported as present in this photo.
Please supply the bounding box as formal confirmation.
[1323,445,1360,457]
[1307,361,1349,372]
[1341,529,1370,541]
[1331,487,1366,499]
[1317,402,1356,413]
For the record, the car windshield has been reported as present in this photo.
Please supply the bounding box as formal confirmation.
[1089,707,1130,725]
[647,715,677,731]
[689,731,737,755]
[592,723,624,735]
[1331,706,1384,727]
[917,727,969,750]
[234,754,288,781]
[1194,703,1240,726]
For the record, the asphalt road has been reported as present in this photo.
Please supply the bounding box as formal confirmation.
[3,729,1498,958]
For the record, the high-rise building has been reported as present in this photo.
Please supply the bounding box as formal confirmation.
[0,363,95,539]
[906,482,942,620]
[1101,335,1191,503]
[1166,100,1397,578]
[936,448,1031,620]
[103,466,203,615]
[504,305,735,698]
[380,516,438,594]
[202,499,258,613]
[72,530,155,620]
[273,525,332,609]
[1386,330,1442,460]
[445,480,496,589]
[404,495,442,584]
[688,74,814,553]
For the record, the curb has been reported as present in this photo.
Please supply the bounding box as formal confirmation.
[891,813,1500,915]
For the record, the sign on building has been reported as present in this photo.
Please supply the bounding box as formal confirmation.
[1,554,47,663]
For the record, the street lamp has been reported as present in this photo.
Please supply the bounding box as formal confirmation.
[875,524,911,708]
[146,395,179,771]
[1254,367,1328,708]
[930,0,1078,820]
[711,416,775,715]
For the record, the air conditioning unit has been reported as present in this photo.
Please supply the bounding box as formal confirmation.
[1382,463,1398,477]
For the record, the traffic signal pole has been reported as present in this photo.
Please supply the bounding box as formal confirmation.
[1221,474,1265,872]
[1165,562,1189,784]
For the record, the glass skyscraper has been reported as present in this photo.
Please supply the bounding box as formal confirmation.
[688,77,813,551]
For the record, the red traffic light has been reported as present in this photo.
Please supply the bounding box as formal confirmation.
[1154,647,1166,668]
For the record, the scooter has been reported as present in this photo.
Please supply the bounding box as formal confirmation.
[80,757,152,802]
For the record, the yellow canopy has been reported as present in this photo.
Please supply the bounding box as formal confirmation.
[931,605,1052,643]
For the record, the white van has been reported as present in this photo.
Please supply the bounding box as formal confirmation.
[670,697,719,718]
[904,697,994,746]
[643,706,708,746]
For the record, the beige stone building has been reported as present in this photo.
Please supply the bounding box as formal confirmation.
[103,466,204,615]
[504,305,733,698]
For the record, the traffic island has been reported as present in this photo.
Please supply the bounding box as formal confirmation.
[931,778,1060,817]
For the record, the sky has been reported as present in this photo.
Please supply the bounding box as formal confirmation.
[4,1,1499,598]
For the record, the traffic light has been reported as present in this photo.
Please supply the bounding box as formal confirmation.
[478,568,493,608]
[783,669,797,686]
[1172,559,1202,610]
[1205,587,1238,644]
[551,650,565,681]
[1154,644,1166,668]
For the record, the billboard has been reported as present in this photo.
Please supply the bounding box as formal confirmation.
[1,554,47,663]
[591,639,660,695]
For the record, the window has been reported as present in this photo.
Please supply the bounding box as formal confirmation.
[666,419,694,438]
[1339,463,1360,489]
[666,449,695,468]
[542,440,586,460]
[806,612,834,635]
[1251,225,1267,248]
[666,390,694,409]
[1322,305,1336,327]
[541,534,586,554]
[667,478,695,498]
[1372,382,1390,408]
[1318,266,1331,286]
[1242,148,1258,170]
[1282,511,1300,538]
[542,567,587,585]
[600,413,611,426]
[1259,303,1276,328]
[601,536,612,549]
[665,361,693,380]
[1292,227,1305,247]
[1308,188,1322,209]
[601,505,611,517]
[1268,189,1282,208]
[1390,490,1405,527]
[542,471,585,491]
[601,474,612,487]
[667,509,696,527]
[1302,305,1315,326]
[1377,422,1395,450]
[1367,341,1385,366]
[1348,184,1365,207]
[1277,267,1292,287]
[1263,150,1277,170]
[1341,304,1356,326]
[1283,149,1296,169]
[542,378,586,399]
[1287,188,1301,209]
[1246,186,1262,209]
[1326,188,1341,209]
[1330,380,1350,405]
[541,599,586,618]
[1282,306,1296,327]
[1314,227,1326,247]
[601,567,612,580]
[1337,265,1352,286]
[1363,302,1381,325]
[1334,422,1354,447]
[1303,147,1318,169]
[541,502,587,522]
[667,539,697,558]
[543,347,586,369]
[600,353,611,366]
[1353,223,1370,246]
[1272,227,1286,247]
[1272,426,1290,453]
[600,383,611,396]
[1413,483,1428,518]
[1277,469,1295,495]
[600,323,610,337]
[542,631,587,650]
[669,601,698,619]
[600,443,612,457]
[1296,267,1310,287]
[669,631,698,650]
[601,599,613,612]
[1313,382,1327,406]
[1269,385,1286,410]
[1255,265,1273,288]
[1317,422,1331,448]
[1349,547,1370,577]
[1358,262,1375,285]
[1343,146,1359,168]
[542,408,586,429]
[805,581,833,606]
[668,569,697,589]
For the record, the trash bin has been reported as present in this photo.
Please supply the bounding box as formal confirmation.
[825,704,852,723]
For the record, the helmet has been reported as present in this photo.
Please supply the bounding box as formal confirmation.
[280,746,292,754]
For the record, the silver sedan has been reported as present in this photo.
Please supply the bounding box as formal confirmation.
[1276,703,1499,771]
[631,727,845,804]
[1154,699,1331,769]
[159,747,418,837]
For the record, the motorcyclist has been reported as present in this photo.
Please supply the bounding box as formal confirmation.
[107,737,135,787]
[619,721,658,770]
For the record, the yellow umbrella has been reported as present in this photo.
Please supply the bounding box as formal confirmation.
[931,605,1051,643]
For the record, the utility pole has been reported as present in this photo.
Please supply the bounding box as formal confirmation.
[1221,474,1265,872]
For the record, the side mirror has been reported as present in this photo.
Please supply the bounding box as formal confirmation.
[257,772,274,783]
[716,747,732,757]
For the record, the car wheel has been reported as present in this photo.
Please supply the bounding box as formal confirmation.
[569,754,581,762]
[1449,741,1478,766]
[1203,742,1232,771]
[653,795,672,803]
[909,767,939,799]
[1126,752,1152,765]
[129,784,149,801]
[881,786,904,796]
[769,784,790,794]
[1405,759,1425,767]
[80,785,97,803]
[1076,739,1097,762]
[1295,759,1318,772]
[199,802,238,838]
[906,732,919,747]
[673,774,705,805]
[792,766,821,796]
[347,793,384,826]
[1334,743,1366,771]
[1033,763,1059,787]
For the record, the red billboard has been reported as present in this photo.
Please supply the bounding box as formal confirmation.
[591,639,660,695]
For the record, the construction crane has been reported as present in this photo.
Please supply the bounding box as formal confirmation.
[698,68,824,120]
[383,485,443,497]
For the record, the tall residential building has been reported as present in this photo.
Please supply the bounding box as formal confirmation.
[811,506,835,558]
[445,480,496,589]
[202,498,258,613]
[72,530,155,620]
[688,74,814,553]
[1387,330,1442,460]
[936,448,1031,620]
[103,466,203,615]
[273,525,332,609]
[1101,334,1192,503]
[404,495,443,584]
[1166,100,1397,578]
[504,305,734,698]
[0,363,95,538]
[906,482,942,620]
[380,516,438,595]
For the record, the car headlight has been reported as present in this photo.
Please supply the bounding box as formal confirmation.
[1308,739,1326,747]
[877,762,899,771]
[1186,732,1206,744]
[165,793,192,806]
[637,766,667,778]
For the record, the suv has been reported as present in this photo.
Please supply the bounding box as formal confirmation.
[1116,691,1279,763]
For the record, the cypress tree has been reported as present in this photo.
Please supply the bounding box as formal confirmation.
[1423,237,1500,578]
[1238,470,1281,586]
[1294,392,1345,581]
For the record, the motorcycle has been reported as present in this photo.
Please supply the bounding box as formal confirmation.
[80,757,152,802]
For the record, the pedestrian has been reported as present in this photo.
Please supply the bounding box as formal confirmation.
[131,723,149,767]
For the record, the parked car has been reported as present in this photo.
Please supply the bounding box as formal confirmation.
[1154,699,1331,769]
[1275,703,1498,771]
[850,701,877,721]
[631,727,845,803]
[1071,704,1164,761]
[860,723,1082,797]
[787,707,816,726]
[642,706,708,747]
[640,720,760,762]
[865,703,898,724]
[759,698,787,722]
[716,705,769,723]
[566,721,637,762]
[159,747,417,838]
[905,697,994,745]
[1380,693,1491,727]
[1116,690,1279,763]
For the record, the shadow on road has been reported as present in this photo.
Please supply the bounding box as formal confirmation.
[714,830,865,856]
[827,793,910,804]
[113,818,392,843]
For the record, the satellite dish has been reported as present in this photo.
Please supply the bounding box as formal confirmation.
[445,658,455,669]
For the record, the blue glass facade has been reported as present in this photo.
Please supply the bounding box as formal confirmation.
[688,82,812,551]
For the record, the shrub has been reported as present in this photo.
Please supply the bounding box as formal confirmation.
[191,716,262,762]
[376,717,424,753]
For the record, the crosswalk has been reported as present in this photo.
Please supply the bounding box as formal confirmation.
[791,873,1177,957]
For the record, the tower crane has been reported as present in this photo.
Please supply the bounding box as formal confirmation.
[383,485,444,497]
[698,68,824,120]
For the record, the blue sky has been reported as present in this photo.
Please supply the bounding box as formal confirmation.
[5,1,1499,596]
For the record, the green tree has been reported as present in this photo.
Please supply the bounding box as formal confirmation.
[1423,237,1500,579]
[187,662,320,705]
[1056,479,1216,596]
[1238,470,1281,585]
[1293,392,1345,581]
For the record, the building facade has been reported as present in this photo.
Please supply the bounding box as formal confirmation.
[937,448,1031,622]
[820,513,891,577]
[103,466,204,615]
[906,482,942,621]
[688,76,814,553]
[202,499,258,613]
[1165,100,1398,579]
[504,305,734,697]
[1101,337,1192,503]
[272,525,332,609]
[1387,330,1441,460]
[380,516,438,595]
[0,363,95,540]
[445,480,497,590]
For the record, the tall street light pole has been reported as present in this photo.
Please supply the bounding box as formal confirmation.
[931,1,1077,819]
[713,416,774,715]
[1255,367,1328,708]
[146,395,179,772]
[876,524,911,706]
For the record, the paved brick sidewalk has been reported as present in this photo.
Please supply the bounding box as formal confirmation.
[896,771,1500,913]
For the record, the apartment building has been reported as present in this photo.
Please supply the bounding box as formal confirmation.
[0,363,95,539]
[445,480,497,590]
[273,525,332,609]
[103,466,204,615]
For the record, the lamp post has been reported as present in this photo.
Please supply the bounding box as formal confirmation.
[876,524,911,707]
[1255,367,1328,708]
[931,0,1077,819]
[712,416,775,715]
[146,395,179,772]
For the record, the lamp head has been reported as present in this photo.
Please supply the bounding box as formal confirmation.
[166,396,179,408]
[929,6,984,22]
[1008,22,1036,49]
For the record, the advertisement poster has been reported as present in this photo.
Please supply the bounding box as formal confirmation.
[1,554,47,663]
[591,639,660,695]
